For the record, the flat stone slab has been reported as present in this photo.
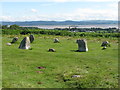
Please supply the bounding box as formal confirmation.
[6,43,11,46]
[48,48,56,52]
[72,75,81,78]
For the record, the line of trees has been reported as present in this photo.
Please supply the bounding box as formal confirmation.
[1,24,119,38]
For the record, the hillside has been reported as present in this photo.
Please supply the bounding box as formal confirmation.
[1,20,117,26]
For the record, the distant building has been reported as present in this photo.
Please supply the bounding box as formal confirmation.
[7,25,10,28]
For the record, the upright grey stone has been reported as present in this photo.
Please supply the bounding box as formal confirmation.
[76,39,88,52]
[54,38,59,43]
[29,34,34,43]
[11,37,18,43]
[19,37,30,49]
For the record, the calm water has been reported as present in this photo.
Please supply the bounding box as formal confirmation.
[21,24,118,29]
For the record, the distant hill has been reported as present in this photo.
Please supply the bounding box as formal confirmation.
[1,20,117,26]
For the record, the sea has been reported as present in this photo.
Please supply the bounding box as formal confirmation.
[21,24,118,29]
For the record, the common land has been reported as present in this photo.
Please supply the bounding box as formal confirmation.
[1,24,119,88]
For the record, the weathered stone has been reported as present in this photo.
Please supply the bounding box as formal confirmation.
[54,38,59,43]
[11,37,18,43]
[101,41,110,47]
[19,37,30,49]
[48,48,55,52]
[102,46,107,50]
[76,39,88,52]
[37,66,46,69]
[72,75,81,78]
[29,34,34,43]
[6,43,11,46]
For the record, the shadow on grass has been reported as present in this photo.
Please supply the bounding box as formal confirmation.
[70,50,86,52]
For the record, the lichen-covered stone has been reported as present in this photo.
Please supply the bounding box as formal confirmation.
[101,41,110,47]
[76,39,88,52]
[29,34,34,43]
[48,48,55,52]
[19,37,30,49]
[54,38,59,43]
[6,43,11,46]
[11,37,18,43]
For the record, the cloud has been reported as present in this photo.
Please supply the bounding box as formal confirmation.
[2,12,117,21]
[72,8,117,20]
[1,7,118,21]
[0,16,13,21]
[107,3,118,9]
[31,9,38,12]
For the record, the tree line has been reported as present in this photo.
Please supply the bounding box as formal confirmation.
[1,24,119,38]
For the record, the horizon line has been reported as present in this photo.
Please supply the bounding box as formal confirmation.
[1,20,118,22]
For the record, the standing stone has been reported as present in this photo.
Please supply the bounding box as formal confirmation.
[29,34,34,43]
[76,39,88,52]
[11,37,18,43]
[101,41,110,47]
[19,37,30,49]
[54,38,59,43]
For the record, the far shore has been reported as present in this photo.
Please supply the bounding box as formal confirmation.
[21,24,118,29]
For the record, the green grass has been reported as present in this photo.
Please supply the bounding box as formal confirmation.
[0,34,2,89]
[2,35,118,88]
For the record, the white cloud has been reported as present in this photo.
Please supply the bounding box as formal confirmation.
[1,7,118,21]
[0,16,13,21]
[108,3,118,9]
[73,8,117,20]
[1,0,118,21]
[31,9,38,13]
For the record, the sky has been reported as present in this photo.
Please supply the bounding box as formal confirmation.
[0,0,119,21]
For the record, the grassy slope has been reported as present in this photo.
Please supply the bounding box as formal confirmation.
[2,35,118,88]
[0,34,2,89]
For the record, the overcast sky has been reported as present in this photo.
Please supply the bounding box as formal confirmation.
[0,0,119,21]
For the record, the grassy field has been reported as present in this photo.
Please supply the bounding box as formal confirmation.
[2,35,118,88]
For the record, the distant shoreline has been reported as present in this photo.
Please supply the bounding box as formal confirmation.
[21,24,118,29]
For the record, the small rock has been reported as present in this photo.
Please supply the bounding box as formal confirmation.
[54,38,59,43]
[72,75,81,78]
[102,46,107,50]
[101,41,110,47]
[37,82,42,84]
[48,48,55,52]
[37,66,45,69]
[6,43,11,46]
[11,37,18,43]
[86,66,89,68]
